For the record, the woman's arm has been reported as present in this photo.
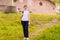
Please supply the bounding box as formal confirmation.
[28,9,32,13]
[28,13,30,25]
[28,10,32,24]
[20,11,23,19]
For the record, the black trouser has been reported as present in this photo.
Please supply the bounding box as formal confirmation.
[21,21,29,38]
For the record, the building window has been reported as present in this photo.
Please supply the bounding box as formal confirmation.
[39,2,43,6]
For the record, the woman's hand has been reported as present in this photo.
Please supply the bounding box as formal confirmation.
[29,22,30,25]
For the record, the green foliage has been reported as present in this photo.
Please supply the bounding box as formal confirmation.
[13,0,17,2]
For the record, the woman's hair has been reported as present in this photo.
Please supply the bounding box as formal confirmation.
[24,5,27,7]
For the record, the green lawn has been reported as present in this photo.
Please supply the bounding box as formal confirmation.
[30,22,60,40]
[0,11,60,40]
[51,0,60,3]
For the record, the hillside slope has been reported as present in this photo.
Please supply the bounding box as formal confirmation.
[0,11,60,40]
[30,22,60,40]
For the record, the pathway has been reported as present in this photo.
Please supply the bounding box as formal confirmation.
[29,19,60,38]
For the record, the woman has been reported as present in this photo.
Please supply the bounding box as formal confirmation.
[21,5,30,40]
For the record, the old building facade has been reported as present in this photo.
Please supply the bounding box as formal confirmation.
[0,0,56,14]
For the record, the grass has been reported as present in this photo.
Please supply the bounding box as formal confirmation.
[51,0,60,3]
[0,11,60,40]
[30,22,60,40]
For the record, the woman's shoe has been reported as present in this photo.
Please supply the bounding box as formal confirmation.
[24,38,29,40]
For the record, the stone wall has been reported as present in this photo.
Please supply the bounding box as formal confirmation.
[15,0,56,14]
[0,0,56,14]
[0,0,14,11]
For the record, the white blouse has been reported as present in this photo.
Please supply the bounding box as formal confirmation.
[21,10,30,21]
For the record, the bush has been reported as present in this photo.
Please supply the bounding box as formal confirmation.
[13,0,17,2]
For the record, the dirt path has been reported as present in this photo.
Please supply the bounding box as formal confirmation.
[29,19,60,38]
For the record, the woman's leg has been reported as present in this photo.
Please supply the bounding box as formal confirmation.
[21,21,29,38]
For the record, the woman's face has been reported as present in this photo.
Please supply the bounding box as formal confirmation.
[24,5,28,10]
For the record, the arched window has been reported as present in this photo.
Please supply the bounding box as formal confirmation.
[39,2,43,6]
